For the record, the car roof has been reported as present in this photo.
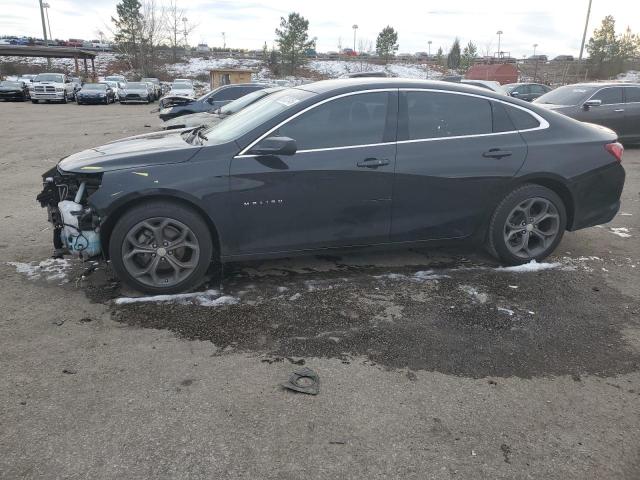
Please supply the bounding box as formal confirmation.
[296,78,510,100]
[560,82,640,88]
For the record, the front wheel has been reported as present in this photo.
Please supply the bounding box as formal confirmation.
[31,99,38,104]
[61,92,68,104]
[109,201,214,294]
[487,184,566,265]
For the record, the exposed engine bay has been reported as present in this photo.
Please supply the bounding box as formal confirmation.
[37,167,103,259]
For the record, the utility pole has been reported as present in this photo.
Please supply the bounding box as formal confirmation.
[578,0,593,61]
[38,0,51,68]
[427,40,432,79]
[222,32,226,50]
[182,16,189,56]
[43,3,53,43]
[533,43,539,82]
[496,30,503,59]
[352,24,358,53]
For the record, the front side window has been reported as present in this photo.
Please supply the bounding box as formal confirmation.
[591,87,623,105]
[277,92,390,150]
[405,91,492,140]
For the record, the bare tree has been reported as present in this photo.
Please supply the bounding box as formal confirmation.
[166,0,196,62]
[140,0,166,73]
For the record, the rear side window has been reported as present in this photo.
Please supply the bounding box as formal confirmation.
[213,87,252,101]
[405,91,492,139]
[277,92,390,150]
[491,102,516,132]
[591,87,623,105]
[503,104,540,130]
[626,87,640,103]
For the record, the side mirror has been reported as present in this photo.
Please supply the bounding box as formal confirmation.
[583,99,602,109]
[250,136,297,156]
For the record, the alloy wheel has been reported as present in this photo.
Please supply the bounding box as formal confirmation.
[503,197,560,259]
[121,217,201,288]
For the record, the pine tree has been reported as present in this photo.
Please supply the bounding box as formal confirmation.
[447,38,462,69]
[275,13,315,76]
[111,0,142,69]
[435,46,444,66]
[376,26,399,64]
[461,41,478,70]
[587,15,619,75]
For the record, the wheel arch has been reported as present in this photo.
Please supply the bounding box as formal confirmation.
[98,192,221,261]
[515,174,576,230]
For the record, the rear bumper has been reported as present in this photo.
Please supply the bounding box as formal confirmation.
[568,162,625,231]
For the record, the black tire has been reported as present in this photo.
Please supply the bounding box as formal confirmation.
[109,200,214,294]
[31,99,38,104]
[487,184,566,265]
[61,92,67,104]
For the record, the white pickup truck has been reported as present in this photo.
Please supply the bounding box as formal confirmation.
[30,73,76,103]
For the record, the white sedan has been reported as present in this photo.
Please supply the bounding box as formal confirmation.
[169,82,195,98]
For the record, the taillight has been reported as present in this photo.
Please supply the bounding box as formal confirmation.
[605,142,624,162]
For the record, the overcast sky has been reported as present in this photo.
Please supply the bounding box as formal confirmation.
[1,0,639,58]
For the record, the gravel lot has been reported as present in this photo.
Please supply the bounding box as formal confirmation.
[1,101,639,479]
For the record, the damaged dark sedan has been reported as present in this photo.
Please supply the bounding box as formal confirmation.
[0,80,30,101]
[38,79,626,294]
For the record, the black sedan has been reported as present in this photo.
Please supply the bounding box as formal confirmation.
[534,82,640,143]
[0,80,30,101]
[158,83,267,120]
[504,83,552,102]
[76,83,116,104]
[38,79,625,294]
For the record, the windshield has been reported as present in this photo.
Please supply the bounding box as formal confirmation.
[0,81,21,87]
[218,89,271,115]
[83,84,107,90]
[35,74,64,82]
[504,84,519,93]
[104,81,118,88]
[202,88,314,145]
[126,82,146,89]
[534,85,597,105]
[172,83,191,90]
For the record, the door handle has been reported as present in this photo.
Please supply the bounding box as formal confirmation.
[614,109,625,112]
[482,149,513,159]
[357,158,390,168]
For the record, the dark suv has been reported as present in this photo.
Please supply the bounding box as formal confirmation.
[159,83,268,120]
[504,83,552,102]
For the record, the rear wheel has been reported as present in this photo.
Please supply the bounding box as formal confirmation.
[109,201,214,294]
[487,184,566,265]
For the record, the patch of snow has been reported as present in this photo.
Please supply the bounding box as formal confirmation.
[374,270,445,282]
[610,227,631,238]
[508,285,519,289]
[289,293,302,301]
[459,285,488,304]
[497,307,515,316]
[619,212,633,216]
[277,286,289,293]
[306,59,441,80]
[8,259,71,282]
[165,57,262,78]
[495,261,561,273]
[115,289,238,307]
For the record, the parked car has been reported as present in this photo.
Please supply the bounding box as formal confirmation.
[161,86,284,129]
[37,78,625,294]
[0,80,30,101]
[158,83,268,120]
[103,80,124,101]
[76,83,116,104]
[173,78,193,85]
[168,82,196,98]
[504,83,552,102]
[119,82,153,104]
[141,77,162,99]
[460,79,506,94]
[105,75,127,84]
[17,74,37,83]
[527,55,548,63]
[552,55,575,62]
[534,82,640,143]
[30,73,75,103]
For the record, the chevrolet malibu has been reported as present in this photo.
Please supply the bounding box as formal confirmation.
[37,79,625,294]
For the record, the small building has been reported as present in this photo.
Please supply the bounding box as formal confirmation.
[209,68,254,89]
[196,43,210,53]
[465,63,518,85]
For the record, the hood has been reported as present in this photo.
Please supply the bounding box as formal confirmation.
[160,95,195,108]
[164,112,222,128]
[58,129,201,173]
[0,86,21,91]
[535,103,575,111]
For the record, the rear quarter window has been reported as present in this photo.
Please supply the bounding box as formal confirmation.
[504,105,540,130]
[625,87,640,103]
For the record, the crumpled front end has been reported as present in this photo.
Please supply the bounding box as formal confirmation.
[37,167,104,259]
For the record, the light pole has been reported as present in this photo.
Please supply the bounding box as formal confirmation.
[427,40,432,79]
[352,24,358,53]
[578,0,593,61]
[222,32,226,50]
[43,2,53,42]
[533,43,539,81]
[496,30,503,58]
[38,0,51,67]
[182,16,188,55]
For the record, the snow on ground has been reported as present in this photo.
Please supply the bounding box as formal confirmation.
[164,56,262,77]
[7,259,71,282]
[618,70,639,82]
[115,289,238,307]
[610,227,632,238]
[307,59,441,79]
[495,261,562,273]
[459,285,489,304]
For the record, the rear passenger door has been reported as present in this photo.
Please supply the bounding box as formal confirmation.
[579,87,626,135]
[391,90,530,241]
[622,86,640,141]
